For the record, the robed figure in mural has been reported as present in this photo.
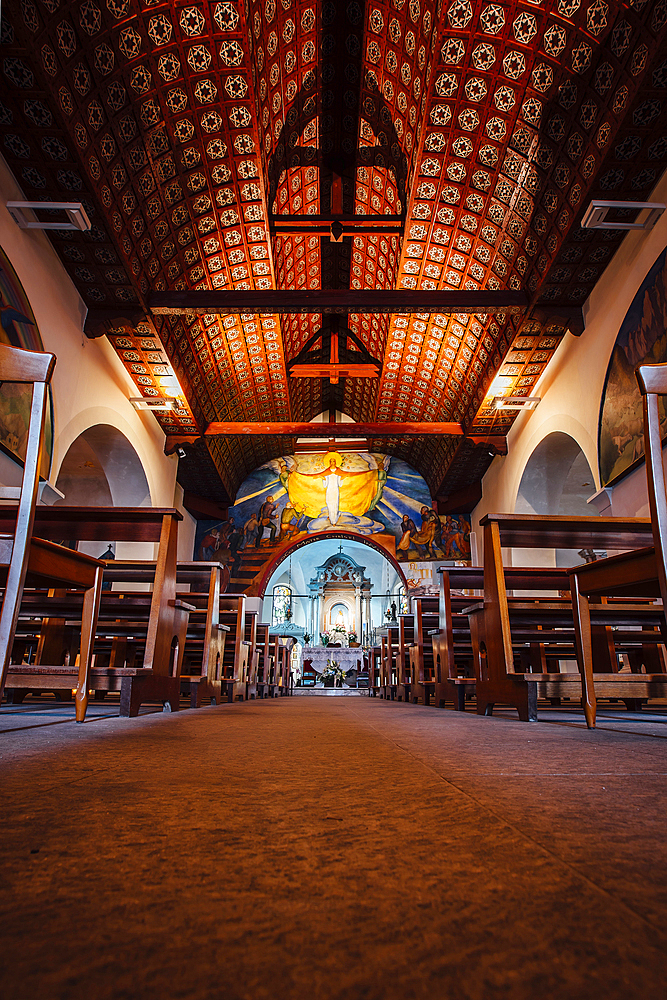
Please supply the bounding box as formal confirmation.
[281,452,385,525]
[297,456,374,524]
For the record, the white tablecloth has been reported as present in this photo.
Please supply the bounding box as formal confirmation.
[302,647,364,674]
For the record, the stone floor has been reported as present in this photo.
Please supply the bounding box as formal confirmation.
[1,695,666,1000]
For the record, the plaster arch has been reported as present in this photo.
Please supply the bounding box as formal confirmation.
[508,414,598,518]
[55,424,152,509]
[473,411,598,546]
[52,406,177,509]
[255,531,409,599]
[54,422,155,560]
[514,432,597,518]
[511,430,598,570]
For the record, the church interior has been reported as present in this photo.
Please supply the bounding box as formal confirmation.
[1,0,667,996]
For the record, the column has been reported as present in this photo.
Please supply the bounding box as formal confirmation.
[364,592,371,643]
[318,588,325,640]
[354,586,362,640]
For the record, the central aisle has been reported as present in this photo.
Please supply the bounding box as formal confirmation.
[1,698,666,1000]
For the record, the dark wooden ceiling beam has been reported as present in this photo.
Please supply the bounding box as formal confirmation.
[150,289,529,316]
[206,421,464,436]
[204,422,507,443]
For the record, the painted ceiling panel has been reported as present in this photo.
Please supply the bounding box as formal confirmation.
[1,0,667,501]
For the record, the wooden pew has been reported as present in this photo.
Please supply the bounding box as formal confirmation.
[178,563,230,707]
[266,634,293,695]
[566,365,667,727]
[99,560,230,708]
[368,644,381,696]
[255,623,271,698]
[244,610,258,700]
[380,625,398,699]
[434,566,584,712]
[475,515,654,722]
[432,569,478,709]
[2,508,190,716]
[396,615,414,701]
[0,344,105,722]
[408,597,440,705]
[219,594,250,701]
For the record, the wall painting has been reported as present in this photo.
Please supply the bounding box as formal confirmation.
[0,247,53,478]
[194,451,471,592]
[599,247,667,486]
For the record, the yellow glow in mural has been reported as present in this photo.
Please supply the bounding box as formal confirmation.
[284,452,379,523]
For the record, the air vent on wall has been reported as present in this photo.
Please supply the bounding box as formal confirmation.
[6,201,92,231]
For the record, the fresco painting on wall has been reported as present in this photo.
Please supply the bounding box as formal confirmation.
[193,452,471,590]
[404,563,440,598]
[0,247,53,478]
[599,247,667,486]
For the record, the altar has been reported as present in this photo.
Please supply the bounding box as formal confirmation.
[303,646,365,676]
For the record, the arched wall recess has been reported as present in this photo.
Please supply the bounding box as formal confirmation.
[55,423,153,561]
[513,431,598,570]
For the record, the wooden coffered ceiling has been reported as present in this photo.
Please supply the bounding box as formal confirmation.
[2,0,667,503]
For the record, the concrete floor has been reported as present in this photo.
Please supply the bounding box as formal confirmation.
[1,697,666,1000]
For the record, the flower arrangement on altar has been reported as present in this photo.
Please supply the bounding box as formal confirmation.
[320,626,358,647]
[320,660,346,686]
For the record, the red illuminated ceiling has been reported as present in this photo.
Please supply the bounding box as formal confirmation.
[2,0,667,502]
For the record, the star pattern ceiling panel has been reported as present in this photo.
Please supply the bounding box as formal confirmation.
[0,16,203,438]
[341,0,436,422]
[369,0,667,493]
[2,0,296,497]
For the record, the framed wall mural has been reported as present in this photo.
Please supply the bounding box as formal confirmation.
[194,451,471,592]
[0,247,53,479]
[599,247,667,486]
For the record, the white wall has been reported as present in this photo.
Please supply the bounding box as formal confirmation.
[0,154,196,557]
[473,167,667,552]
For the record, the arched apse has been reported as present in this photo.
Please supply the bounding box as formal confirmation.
[260,534,407,642]
[514,432,597,568]
[257,531,408,599]
[54,425,152,559]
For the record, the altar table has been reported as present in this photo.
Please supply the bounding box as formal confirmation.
[303,646,364,675]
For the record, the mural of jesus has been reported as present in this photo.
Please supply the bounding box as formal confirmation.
[299,456,372,524]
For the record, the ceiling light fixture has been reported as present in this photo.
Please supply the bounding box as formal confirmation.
[581,200,665,230]
[7,200,92,231]
[494,396,541,410]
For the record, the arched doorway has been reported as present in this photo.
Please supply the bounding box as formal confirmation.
[54,425,151,558]
[514,432,597,567]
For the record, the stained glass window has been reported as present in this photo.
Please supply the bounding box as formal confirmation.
[399,587,408,615]
[272,585,291,626]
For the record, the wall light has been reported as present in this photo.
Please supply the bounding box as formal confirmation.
[581,200,665,231]
[129,397,174,411]
[494,396,541,410]
[7,200,92,231]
